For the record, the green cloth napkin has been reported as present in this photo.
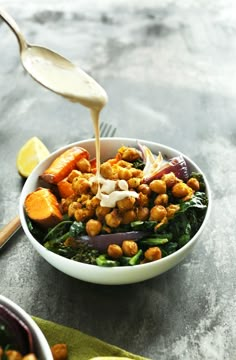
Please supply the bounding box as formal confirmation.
[33,317,150,360]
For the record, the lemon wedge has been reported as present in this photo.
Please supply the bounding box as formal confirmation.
[16,136,50,178]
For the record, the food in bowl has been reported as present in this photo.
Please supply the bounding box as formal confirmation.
[23,140,208,269]
[0,295,53,360]
[0,303,36,359]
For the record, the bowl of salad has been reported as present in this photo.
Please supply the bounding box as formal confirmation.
[0,295,53,359]
[19,137,211,285]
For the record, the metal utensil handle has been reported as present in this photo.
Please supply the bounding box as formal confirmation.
[0,7,27,50]
[0,216,21,249]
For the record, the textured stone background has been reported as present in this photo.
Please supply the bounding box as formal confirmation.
[0,1,236,359]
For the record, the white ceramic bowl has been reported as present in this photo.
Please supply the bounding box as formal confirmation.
[19,138,211,285]
[0,295,53,359]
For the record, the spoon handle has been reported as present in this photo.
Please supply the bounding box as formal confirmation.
[0,7,27,50]
[0,216,21,249]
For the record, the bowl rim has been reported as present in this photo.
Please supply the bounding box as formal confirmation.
[19,137,212,274]
[0,294,53,359]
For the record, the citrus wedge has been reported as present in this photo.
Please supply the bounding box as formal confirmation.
[16,136,50,178]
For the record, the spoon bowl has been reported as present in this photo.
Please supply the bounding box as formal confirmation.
[0,7,107,109]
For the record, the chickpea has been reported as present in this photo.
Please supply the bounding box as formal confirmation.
[68,201,81,217]
[118,167,132,180]
[161,172,179,188]
[85,199,94,210]
[74,208,94,222]
[172,182,192,198]
[149,179,166,194]
[117,145,127,155]
[121,209,137,224]
[5,351,22,360]
[127,177,141,189]
[131,168,143,178]
[149,205,167,221]
[138,183,151,196]
[117,196,136,212]
[154,216,168,231]
[91,181,99,195]
[76,157,91,173]
[67,169,82,183]
[137,192,149,207]
[74,208,84,221]
[86,219,102,236]
[122,240,138,257]
[182,190,194,202]
[78,194,91,205]
[105,209,122,228]
[51,344,68,360]
[144,247,162,262]
[166,204,180,218]
[90,196,100,208]
[72,177,90,195]
[100,162,113,179]
[136,207,149,221]
[23,354,37,360]
[107,244,123,259]
[117,160,132,168]
[110,164,119,180]
[119,147,141,162]
[187,177,200,191]
[81,172,93,180]
[154,193,168,206]
[96,206,111,220]
[103,225,112,234]
[64,237,78,248]
[60,198,69,214]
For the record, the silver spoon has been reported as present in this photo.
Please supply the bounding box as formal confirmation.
[0,7,107,109]
[0,8,109,248]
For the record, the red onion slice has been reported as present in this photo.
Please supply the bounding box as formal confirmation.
[143,155,189,183]
[0,304,34,355]
[76,231,149,252]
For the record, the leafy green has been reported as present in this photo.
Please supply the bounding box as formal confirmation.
[43,221,85,251]
[26,217,45,243]
[160,242,178,257]
[119,256,132,266]
[43,220,73,243]
[0,323,11,348]
[178,191,208,213]
[190,172,206,191]
[164,192,207,248]
[140,236,170,247]
[131,220,157,231]
[128,249,143,266]
[50,245,77,258]
[132,158,145,170]
[96,255,120,267]
[26,173,208,266]
[72,244,99,265]
[69,221,86,237]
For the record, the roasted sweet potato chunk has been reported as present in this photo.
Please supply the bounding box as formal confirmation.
[57,178,74,199]
[24,188,63,227]
[40,146,89,184]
